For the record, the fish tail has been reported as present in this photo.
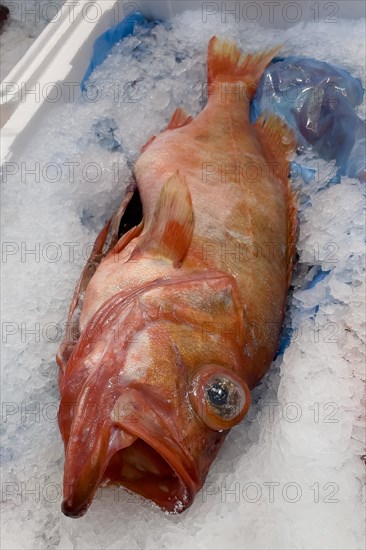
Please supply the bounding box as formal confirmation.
[207,37,281,100]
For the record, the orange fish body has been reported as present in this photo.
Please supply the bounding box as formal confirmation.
[57,37,297,517]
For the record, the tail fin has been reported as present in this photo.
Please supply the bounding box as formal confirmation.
[207,37,281,100]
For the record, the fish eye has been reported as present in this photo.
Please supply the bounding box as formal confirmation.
[189,365,251,431]
[207,381,229,407]
[205,377,240,419]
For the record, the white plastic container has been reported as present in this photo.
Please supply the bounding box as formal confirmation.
[0,0,365,163]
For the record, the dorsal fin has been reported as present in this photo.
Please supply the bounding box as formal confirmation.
[165,108,193,130]
[141,108,192,153]
[141,135,156,153]
[254,112,298,285]
[134,173,194,267]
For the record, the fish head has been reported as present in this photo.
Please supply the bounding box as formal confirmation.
[58,272,251,517]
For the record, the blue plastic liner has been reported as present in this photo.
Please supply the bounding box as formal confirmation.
[81,12,148,91]
[251,56,365,182]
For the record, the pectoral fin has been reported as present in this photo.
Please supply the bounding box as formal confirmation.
[134,173,194,267]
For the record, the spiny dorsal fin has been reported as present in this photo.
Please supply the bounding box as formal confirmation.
[137,173,194,267]
[141,108,192,153]
[254,112,298,286]
[141,135,156,153]
[165,108,193,130]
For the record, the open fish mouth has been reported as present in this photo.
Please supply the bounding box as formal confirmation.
[61,434,195,517]
[103,433,195,513]
[61,390,200,517]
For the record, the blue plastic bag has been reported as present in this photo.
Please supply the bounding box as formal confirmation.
[251,57,365,181]
[81,12,148,91]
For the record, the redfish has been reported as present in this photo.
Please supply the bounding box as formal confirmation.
[57,37,297,517]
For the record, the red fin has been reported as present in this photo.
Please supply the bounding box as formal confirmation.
[141,108,192,153]
[135,173,194,267]
[254,112,296,181]
[254,112,298,285]
[165,108,193,130]
[207,36,281,100]
[141,135,156,153]
[111,222,143,255]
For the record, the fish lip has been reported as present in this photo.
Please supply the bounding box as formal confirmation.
[115,420,200,513]
[61,392,201,517]
[61,428,199,517]
[61,498,89,519]
[109,390,201,513]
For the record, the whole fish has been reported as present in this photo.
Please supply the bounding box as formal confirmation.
[57,37,297,517]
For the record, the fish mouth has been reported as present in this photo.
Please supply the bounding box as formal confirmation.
[104,432,196,513]
[61,390,200,517]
